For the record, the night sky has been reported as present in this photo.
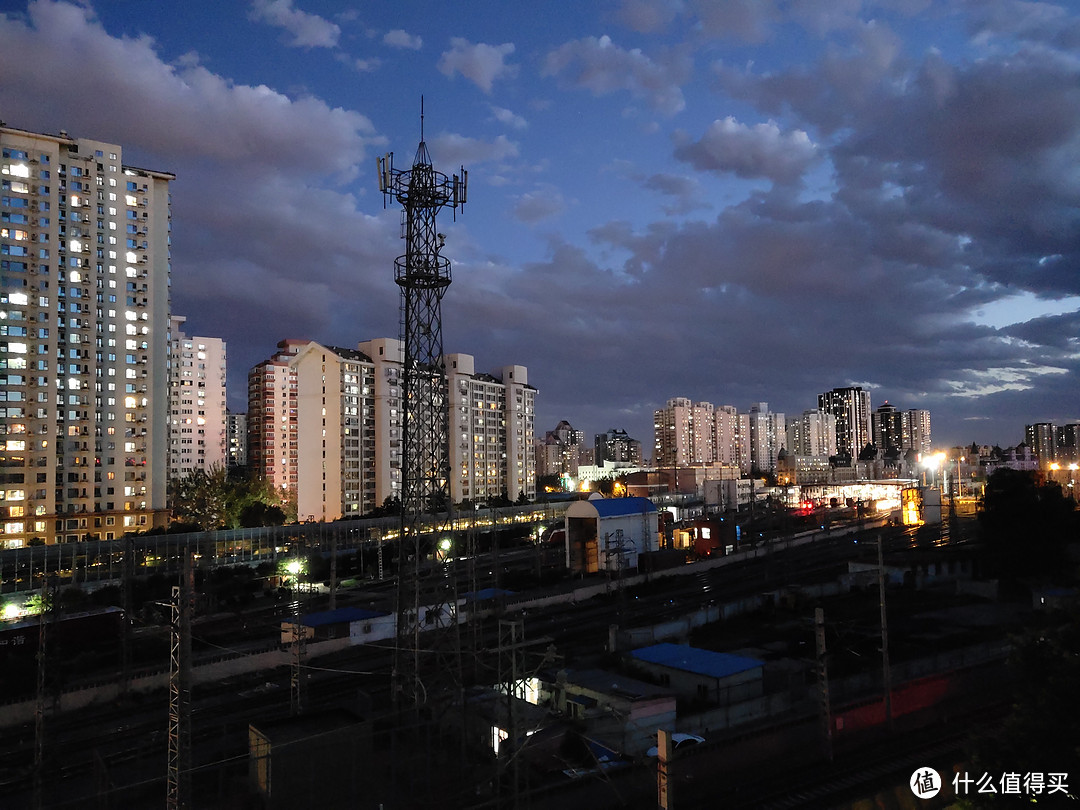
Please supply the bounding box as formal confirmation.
[2,0,1077,451]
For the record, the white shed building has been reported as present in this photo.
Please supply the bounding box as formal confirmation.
[564,496,659,573]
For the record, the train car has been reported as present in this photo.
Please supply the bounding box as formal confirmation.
[0,606,124,664]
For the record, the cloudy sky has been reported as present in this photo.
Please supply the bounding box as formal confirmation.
[2,0,1077,451]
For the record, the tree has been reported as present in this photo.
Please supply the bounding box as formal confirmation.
[978,468,1078,581]
[170,466,230,531]
[170,465,296,530]
[964,608,1080,807]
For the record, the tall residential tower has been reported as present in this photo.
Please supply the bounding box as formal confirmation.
[1,126,172,546]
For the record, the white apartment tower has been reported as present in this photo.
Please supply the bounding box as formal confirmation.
[714,404,750,472]
[747,402,785,473]
[787,409,838,457]
[355,338,404,509]
[0,126,172,546]
[260,337,534,521]
[293,342,378,521]
[446,354,536,504]
[168,315,226,479]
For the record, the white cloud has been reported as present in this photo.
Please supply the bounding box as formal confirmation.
[383,29,422,50]
[249,0,340,48]
[489,105,528,129]
[428,133,519,165]
[438,38,517,93]
[944,365,1069,397]
[542,34,689,115]
[352,57,382,73]
[673,117,818,184]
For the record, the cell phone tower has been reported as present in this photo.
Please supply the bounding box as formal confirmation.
[378,101,467,711]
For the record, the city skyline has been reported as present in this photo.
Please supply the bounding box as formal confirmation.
[2,1,1077,450]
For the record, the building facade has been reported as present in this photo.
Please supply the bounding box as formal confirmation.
[786,409,837,458]
[714,405,750,472]
[1025,423,1057,464]
[747,402,785,473]
[536,419,586,480]
[654,398,715,468]
[0,126,172,546]
[255,338,534,522]
[247,339,308,493]
[818,386,872,458]
[168,315,226,480]
[293,342,377,522]
[447,353,536,505]
[226,409,247,469]
[594,428,644,468]
[871,402,903,452]
[901,409,932,457]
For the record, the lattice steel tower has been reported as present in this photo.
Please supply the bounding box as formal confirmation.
[378,104,467,709]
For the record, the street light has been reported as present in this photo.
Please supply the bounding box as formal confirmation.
[921,452,946,490]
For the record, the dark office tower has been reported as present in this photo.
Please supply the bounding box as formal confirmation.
[1059,424,1080,463]
[1025,423,1057,464]
[871,402,904,452]
[818,387,872,457]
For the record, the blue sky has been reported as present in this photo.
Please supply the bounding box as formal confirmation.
[1,0,1078,451]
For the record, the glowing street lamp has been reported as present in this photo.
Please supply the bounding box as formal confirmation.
[921,451,946,489]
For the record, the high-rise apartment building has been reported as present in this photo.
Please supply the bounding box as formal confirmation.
[1025,423,1057,464]
[901,409,932,456]
[293,342,377,521]
[1059,424,1080,464]
[871,402,904,452]
[787,409,838,457]
[0,126,172,547]
[747,402,785,473]
[714,404,750,472]
[446,353,536,504]
[536,420,585,480]
[654,398,715,467]
[247,339,308,492]
[594,428,644,467]
[168,315,226,479]
[253,338,534,521]
[226,409,247,468]
[818,386,872,458]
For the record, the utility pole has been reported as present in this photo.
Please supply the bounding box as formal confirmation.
[290,543,305,716]
[120,534,134,699]
[33,574,56,810]
[877,533,892,729]
[328,527,338,612]
[167,553,194,810]
[814,607,833,761]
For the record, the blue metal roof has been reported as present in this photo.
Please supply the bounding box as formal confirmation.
[590,497,657,518]
[630,643,763,679]
[301,607,389,627]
